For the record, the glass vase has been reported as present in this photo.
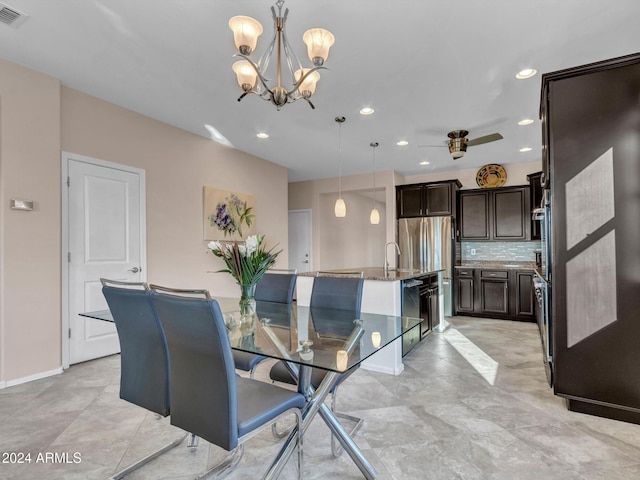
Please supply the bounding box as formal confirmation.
[239,283,257,320]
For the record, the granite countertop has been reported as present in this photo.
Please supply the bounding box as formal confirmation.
[455,260,537,270]
[300,267,444,281]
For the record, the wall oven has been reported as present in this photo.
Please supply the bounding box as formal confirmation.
[533,189,552,386]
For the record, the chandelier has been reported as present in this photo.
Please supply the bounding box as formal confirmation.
[228,0,335,110]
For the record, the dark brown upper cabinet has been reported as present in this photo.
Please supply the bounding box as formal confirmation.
[396,180,461,218]
[458,186,531,241]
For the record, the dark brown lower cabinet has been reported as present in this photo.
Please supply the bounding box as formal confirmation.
[515,271,535,317]
[456,270,475,313]
[479,277,509,315]
[455,268,534,321]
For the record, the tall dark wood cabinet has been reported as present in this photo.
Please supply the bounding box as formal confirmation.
[543,52,640,424]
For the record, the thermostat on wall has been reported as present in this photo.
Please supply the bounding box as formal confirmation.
[10,199,34,211]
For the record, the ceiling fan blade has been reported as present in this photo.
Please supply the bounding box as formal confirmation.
[467,132,503,147]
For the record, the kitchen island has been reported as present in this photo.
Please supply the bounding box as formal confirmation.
[297,267,445,375]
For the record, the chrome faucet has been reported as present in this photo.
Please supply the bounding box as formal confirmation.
[384,242,401,273]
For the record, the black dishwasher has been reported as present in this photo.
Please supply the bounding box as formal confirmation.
[401,279,422,356]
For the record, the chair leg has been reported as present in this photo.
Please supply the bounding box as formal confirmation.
[294,408,303,480]
[109,432,189,480]
[271,421,294,439]
[330,389,364,458]
[194,445,244,480]
[188,433,199,452]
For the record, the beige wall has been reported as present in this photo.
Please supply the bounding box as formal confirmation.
[289,170,397,270]
[318,190,387,270]
[0,61,62,383]
[0,59,288,384]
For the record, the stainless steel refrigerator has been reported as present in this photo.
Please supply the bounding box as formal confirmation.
[398,217,453,316]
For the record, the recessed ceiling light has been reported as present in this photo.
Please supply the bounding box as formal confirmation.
[256,132,269,139]
[397,140,409,146]
[516,68,537,79]
[419,161,430,166]
[518,119,535,126]
[359,107,375,115]
[519,147,533,152]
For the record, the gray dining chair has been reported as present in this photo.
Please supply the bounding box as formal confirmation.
[149,284,305,479]
[269,272,364,457]
[100,279,191,480]
[233,270,297,378]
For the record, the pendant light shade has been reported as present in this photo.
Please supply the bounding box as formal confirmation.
[335,116,346,217]
[369,142,380,225]
[335,197,346,217]
[370,208,380,224]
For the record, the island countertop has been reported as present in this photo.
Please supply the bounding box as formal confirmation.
[299,267,444,282]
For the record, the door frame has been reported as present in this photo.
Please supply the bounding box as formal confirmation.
[288,209,313,273]
[61,151,147,369]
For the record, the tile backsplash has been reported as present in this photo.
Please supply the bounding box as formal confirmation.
[461,241,541,261]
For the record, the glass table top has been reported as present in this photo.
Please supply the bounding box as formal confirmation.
[81,297,422,374]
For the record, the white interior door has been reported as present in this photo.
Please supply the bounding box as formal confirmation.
[288,209,312,273]
[66,155,146,364]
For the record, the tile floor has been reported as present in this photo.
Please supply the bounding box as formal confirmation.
[2,316,640,479]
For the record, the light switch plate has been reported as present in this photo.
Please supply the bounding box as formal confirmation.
[10,199,34,211]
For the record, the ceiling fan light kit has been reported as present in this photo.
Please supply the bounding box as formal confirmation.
[420,129,504,160]
[229,0,334,110]
[448,130,469,159]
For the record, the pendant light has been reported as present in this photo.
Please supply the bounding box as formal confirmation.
[370,142,380,224]
[334,116,346,217]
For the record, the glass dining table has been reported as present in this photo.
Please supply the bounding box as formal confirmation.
[81,297,422,479]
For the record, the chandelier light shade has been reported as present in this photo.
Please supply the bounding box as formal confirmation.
[232,60,258,91]
[334,116,346,217]
[228,16,264,55]
[294,68,320,97]
[228,0,335,110]
[370,142,380,225]
[302,28,335,66]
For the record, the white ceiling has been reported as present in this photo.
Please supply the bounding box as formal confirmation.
[2,0,639,182]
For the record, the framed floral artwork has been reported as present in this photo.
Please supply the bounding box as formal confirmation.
[203,187,256,240]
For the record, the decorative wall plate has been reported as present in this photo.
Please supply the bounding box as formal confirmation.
[476,164,507,188]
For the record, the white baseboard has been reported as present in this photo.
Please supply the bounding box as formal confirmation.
[360,362,404,376]
[1,367,64,389]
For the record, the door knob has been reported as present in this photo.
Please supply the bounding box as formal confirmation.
[302,260,309,263]
[128,267,141,273]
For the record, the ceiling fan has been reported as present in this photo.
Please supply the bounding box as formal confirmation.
[418,130,503,159]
